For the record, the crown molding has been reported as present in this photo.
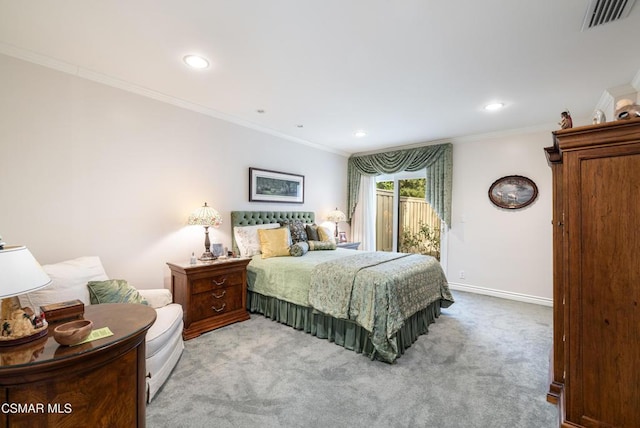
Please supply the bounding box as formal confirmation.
[594,89,615,115]
[0,42,349,158]
[632,69,640,91]
[594,78,640,119]
[351,122,557,157]
[0,42,78,75]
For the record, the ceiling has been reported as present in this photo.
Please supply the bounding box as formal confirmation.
[1,0,639,156]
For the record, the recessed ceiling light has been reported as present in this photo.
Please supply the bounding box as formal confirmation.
[354,130,367,138]
[484,102,504,111]
[183,55,209,69]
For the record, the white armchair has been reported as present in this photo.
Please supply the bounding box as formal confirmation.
[18,256,184,402]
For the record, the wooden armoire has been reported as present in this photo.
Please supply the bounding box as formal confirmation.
[545,118,640,428]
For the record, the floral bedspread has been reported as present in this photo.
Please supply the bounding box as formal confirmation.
[308,252,454,362]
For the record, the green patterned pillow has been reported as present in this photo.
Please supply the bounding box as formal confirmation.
[290,241,309,257]
[308,240,337,251]
[87,279,148,305]
[281,220,308,243]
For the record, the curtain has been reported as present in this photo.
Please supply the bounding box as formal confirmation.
[351,174,376,251]
[347,143,453,227]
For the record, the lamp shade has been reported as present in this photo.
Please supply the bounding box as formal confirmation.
[187,202,222,228]
[327,208,346,223]
[0,246,51,299]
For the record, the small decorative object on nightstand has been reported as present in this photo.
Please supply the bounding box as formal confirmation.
[167,257,251,340]
[337,241,360,250]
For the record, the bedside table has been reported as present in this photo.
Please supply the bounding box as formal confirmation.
[337,241,361,250]
[167,257,251,340]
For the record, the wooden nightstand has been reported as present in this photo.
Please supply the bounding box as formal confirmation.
[337,241,361,250]
[167,257,251,340]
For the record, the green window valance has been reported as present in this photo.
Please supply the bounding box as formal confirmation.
[347,143,452,227]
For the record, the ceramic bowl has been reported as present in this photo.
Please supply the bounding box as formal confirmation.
[53,319,93,346]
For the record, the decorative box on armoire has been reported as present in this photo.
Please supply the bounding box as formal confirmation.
[544,118,640,428]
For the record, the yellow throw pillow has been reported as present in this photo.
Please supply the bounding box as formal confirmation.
[258,227,291,259]
[317,226,335,242]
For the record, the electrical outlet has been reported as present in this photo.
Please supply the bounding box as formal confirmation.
[459,270,465,279]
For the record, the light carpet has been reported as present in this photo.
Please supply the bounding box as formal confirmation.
[147,291,558,428]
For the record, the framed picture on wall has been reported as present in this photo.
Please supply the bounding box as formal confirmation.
[249,167,305,203]
[488,175,538,210]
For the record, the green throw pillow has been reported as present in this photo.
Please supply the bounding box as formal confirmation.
[290,241,309,257]
[308,240,337,251]
[87,279,148,305]
[305,224,320,241]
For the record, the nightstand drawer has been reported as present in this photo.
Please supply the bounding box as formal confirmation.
[191,284,244,322]
[191,270,244,294]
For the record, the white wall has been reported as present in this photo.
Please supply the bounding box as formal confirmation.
[447,130,554,304]
[0,54,348,289]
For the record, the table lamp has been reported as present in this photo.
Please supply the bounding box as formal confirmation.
[188,202,222,261]
[0,245,52,346]
[327,208,346,239]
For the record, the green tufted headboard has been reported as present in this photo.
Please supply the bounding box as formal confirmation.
[230,211,315,255]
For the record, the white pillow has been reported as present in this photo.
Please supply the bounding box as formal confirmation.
[18,256,109,310]
[234,223,281,257]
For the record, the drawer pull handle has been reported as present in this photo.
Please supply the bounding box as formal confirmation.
[211,290,226,299]
[211,278,226,286]
[211,303,226,313]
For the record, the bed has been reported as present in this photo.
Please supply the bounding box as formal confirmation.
[231,210,454,363]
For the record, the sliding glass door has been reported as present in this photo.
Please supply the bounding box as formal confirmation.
[375,171,447,267]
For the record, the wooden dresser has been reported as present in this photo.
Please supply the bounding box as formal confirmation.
[0,303,155,428]
[167,258,251,340]
[544,118,640,428]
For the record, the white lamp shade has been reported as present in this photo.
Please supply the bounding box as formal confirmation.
[327,209,346,223]
[187,202,222,227]
[0,246,52,299]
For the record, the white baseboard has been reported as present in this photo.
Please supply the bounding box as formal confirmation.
[448,282,553,307]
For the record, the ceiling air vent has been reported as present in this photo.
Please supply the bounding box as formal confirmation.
[582,0,637,30]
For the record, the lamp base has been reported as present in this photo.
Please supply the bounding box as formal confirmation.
[198,226,218,262]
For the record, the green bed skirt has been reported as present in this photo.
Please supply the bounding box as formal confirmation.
[247,290,444,362]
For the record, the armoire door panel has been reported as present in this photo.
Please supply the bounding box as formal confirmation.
[569,151,640,427]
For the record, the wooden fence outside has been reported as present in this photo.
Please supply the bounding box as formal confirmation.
[376,189,395,251]
[376,189,441,252]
